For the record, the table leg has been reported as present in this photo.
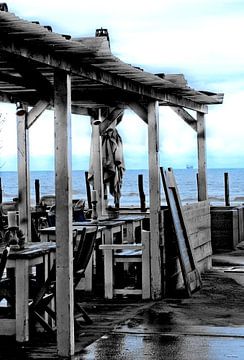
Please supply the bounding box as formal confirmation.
[15,259,29,342]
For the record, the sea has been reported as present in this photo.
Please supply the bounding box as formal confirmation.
[0,168,244,207]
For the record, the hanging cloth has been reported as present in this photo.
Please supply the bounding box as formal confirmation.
[102,127,125,205]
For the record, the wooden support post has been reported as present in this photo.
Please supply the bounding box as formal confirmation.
[0,177,2,203]
[54,71,74,357]
[16,106,31,242]
[91,114,103,217]
[138,174,146,212]
[147,101,162,299]
[35,179,40,206]
[197,111,208,201]
[224,172,230,206]
[85,171,92,209]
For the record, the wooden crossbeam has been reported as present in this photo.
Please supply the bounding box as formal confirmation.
[171,106,197,131]
[128,102,148,123]
[27,99,50,128]
[99,107,124,134]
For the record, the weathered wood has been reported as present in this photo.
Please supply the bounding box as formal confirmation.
[16,105,31,242]
[85,171,92,209]
[197,112,207,201]
[0,43,210,112]
[171,106,197,131]
[27,99,49,128]
[138,174,146,212]
[224,172,230,206]
[164,202,211,292]
[35,179,40,206]
[0,177,2,203]
[161,168,202,296]
[99,107,124,134]
[142,230,151,299]
[54,70,74,357]
[148,101,162,299]
[15,259,29,342]
[129,102,148,123]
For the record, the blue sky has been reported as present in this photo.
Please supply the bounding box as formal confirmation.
[1,0,244,171]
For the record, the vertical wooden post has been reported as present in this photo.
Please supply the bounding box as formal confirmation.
[35,179,40,206]
[85,171,92,209]
[91,114,103,217]
[16,106,31,242]
[0,177,2,203]
[224,172,230,206]
[197,111,207,201]
[138,174,146,212]
[54,71,74,357]
[147,101,162,299]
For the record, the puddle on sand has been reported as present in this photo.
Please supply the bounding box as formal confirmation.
[81,332,244,360]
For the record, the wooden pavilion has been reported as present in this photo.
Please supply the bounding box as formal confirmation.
[0,3,223,357]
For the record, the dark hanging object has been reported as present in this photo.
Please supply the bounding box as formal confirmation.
[61,34,71,40]
[44,25,53,32]
[0,3,8,12]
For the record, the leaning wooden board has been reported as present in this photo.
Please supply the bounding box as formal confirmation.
[160,167,202,296]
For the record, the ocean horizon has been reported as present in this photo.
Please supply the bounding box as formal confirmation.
[1,168,244,207]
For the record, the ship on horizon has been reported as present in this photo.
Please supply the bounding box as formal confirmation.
[186,164,193,169]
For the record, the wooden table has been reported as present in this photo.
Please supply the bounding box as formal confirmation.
[39,224,102,242]
[72,220,126,244]
[0,242,56,342]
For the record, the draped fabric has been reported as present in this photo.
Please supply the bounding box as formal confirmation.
[88,126,125,206]
[102,128,125,205]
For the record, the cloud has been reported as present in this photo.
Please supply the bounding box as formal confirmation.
[1,0,244,170]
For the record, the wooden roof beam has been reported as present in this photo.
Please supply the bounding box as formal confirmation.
[171,106,197,131]
[0,43,208,113]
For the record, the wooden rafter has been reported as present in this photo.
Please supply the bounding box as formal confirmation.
[128,102,148,123]
[171,106,197,131]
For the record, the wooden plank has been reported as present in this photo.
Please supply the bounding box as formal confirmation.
[148,101,162,299]
[128,102,148,123]
[15,259,29,342]
[171,106,197,131]
[54,71,75,357]
[142,230,151,299]
[185,214,211,236]
[197,112,207,201]
[17,105,31,242]
[27,99,49,128]
[99,107,124,135]
[161,167,202,296]
[103,247,113,299]
[189,228,211,249]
